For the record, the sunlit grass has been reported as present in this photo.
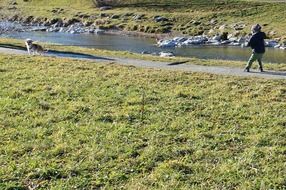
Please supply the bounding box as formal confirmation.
[0,54,285,189]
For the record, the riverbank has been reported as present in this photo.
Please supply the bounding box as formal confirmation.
[2,19,286,57]
[1,0,286,41]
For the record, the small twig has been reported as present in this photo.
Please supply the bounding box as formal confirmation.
[140,89,146,122]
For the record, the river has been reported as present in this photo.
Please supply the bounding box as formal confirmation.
[2,31,286,63]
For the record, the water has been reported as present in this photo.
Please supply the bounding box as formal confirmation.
[0,21,24,31]
[3,31,286,63]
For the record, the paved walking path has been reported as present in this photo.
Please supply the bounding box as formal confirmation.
[0,47,285,80]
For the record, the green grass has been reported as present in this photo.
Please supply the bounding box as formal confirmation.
[0,53,285,189]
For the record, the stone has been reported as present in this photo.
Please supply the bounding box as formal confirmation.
[64,18,81,27]
[95,19,107,25]
[99,13,108,18]
[159,52,175,57]
[23,16,34,24]
[88,29,95,33]
[54,19,63,27]
[89,15,98,20]
[233,31,241,37]
[208,29,215,34]
[221,40,231,45]
[32,17,42,24]
[154,16,169,22]
[219,24,227,30]
[139,26,145,32]
[210,19,217,25]
[50,8,64,14]
[238,37,247,44]
[192,20,201,26]
[212,34,221,41]
[117,23,125,29]
[94,29,105,34]
[123,13,134,17]
[7,6,17,10]
[99,6,112,11]
[30,27,47,32]
[84,21,93,27]
[233,23,245,31]
[48,18,60,25]
[132,25,138,31]
[220,32,228,41]
[133,14,144,20]
[10,1,17,5]
[269,31,276,36]
[157,39,177,48]
[141,51,150,54]
[8,15,19,22]
[265,40,279,47]
[59,27,65,32]
[47,27,60,32]
[111,15,120,19]
[78,14,90,19]
[162,26,172,33]
[144,26,151,32]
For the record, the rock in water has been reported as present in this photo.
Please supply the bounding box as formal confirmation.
[159,52,175,57]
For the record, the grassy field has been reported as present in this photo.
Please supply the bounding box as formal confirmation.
[1,0,286,39]
[0,53,286,189]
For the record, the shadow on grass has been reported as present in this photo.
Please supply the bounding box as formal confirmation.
[0,43,115,61]
[261,71,286,77]
[248,70,286,77]
[48,50,115,61]
[0,43,25,50]
[168,60,189,66]
[114,1,256,9]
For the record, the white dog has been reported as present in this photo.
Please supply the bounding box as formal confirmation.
[25,39,47,55]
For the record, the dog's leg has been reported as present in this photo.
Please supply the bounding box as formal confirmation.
[26,46,31,55]
[25,43,31,55]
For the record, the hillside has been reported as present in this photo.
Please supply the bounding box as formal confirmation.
[1,0,286,41]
